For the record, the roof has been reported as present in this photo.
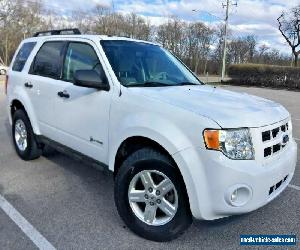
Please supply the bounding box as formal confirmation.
[22,34,159,46]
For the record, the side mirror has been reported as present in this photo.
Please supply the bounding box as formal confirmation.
[73,69,109,91]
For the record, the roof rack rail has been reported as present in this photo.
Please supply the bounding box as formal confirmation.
[33,28,81,37]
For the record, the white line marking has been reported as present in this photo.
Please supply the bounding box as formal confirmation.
[0,194,56,250]
[292,118,300,121]
[295,138,300,141]
[289,184,300,191]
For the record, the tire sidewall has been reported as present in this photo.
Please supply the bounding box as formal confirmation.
[12,110,37,160]
[115,152,191,241]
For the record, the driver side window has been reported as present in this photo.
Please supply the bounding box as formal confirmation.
[63,42,104,83]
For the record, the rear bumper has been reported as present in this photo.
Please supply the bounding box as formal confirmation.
[173,139,297,220]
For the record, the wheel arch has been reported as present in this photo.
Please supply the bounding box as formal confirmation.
[10,98,40,135]
[113,136,177,176]
[11,99,26,118]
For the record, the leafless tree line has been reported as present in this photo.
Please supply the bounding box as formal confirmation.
[0,0,295,75]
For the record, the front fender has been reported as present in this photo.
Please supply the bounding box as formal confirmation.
[109,112,196,171]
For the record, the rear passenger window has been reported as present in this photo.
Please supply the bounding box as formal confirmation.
[12,42,36,72]
[63,42,104,82]
[31,41,65,79]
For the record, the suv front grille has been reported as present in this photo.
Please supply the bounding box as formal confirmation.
[262,123,288,142]
[262,122,289,158]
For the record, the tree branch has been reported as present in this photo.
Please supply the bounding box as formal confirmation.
[277,14,295,50]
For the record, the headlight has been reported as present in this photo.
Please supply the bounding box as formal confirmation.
[203,128,255,160]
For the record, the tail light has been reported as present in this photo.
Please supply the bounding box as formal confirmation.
[4,74,8,95]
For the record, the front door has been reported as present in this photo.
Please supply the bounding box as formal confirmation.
[46,40,112,163]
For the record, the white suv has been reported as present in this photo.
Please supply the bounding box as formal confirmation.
[6,29,297,241]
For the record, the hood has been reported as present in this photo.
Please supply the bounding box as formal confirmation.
[130,85,289,128]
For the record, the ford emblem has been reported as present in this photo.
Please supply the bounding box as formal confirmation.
[282,134,289,144]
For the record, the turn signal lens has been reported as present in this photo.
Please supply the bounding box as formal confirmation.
[203,130,220,150]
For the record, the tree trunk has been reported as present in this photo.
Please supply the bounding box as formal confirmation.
[294,53,298,67]
[194,57,199,74]
[5,34,8,66]
[203,56,208,75]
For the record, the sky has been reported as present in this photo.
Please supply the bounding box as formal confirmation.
[42,0,300,54]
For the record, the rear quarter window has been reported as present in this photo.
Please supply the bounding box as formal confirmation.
[12,42,36,72]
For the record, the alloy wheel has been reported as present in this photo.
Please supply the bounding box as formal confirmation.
[128,170,178,226]
[14,119,28,151]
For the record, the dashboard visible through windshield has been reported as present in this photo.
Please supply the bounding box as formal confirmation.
[100,40,203,87]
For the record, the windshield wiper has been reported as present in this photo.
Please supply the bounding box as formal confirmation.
[177,82,199,86]
[144,81,174,86]
[127,82,173,87]
[145,81,200,87]
[127,81,199,87]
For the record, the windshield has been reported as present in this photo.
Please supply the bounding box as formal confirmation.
[100,40,203,87]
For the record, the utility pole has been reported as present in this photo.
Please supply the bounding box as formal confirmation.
[221,0,237,81]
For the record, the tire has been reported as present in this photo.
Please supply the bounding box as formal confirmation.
[114,148,192,242]
[12,109,41,161]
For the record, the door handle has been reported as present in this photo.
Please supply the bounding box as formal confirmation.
[24,82,33,88]
[57,91,70,99]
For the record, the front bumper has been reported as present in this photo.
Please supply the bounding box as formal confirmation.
[173,139,297,220]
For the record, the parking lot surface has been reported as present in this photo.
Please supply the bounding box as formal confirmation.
[0,77,299,249]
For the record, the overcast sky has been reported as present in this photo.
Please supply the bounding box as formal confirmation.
[43,0,300,53]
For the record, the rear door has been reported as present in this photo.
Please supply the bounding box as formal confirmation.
[9,41,37,108]
[45,39,113,163]
[28,41,66,134]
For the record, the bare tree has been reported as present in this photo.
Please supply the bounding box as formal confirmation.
[185,22,214,74]
[228,37,250,64]
[71,10,93,34]
[277,5,300,67]
[258,44,269,56]
[157,17,186,58]
[246,35,257,62]
[0,0,47,65]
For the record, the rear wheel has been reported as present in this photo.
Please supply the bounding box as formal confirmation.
[114,148,192,242]
[12,110,41,160]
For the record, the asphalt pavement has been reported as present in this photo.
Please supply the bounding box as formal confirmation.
[0,77,299,249]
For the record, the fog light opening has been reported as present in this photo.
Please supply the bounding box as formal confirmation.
[226,185,252,207]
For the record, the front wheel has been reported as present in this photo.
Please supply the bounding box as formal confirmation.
[114,148,192,242]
